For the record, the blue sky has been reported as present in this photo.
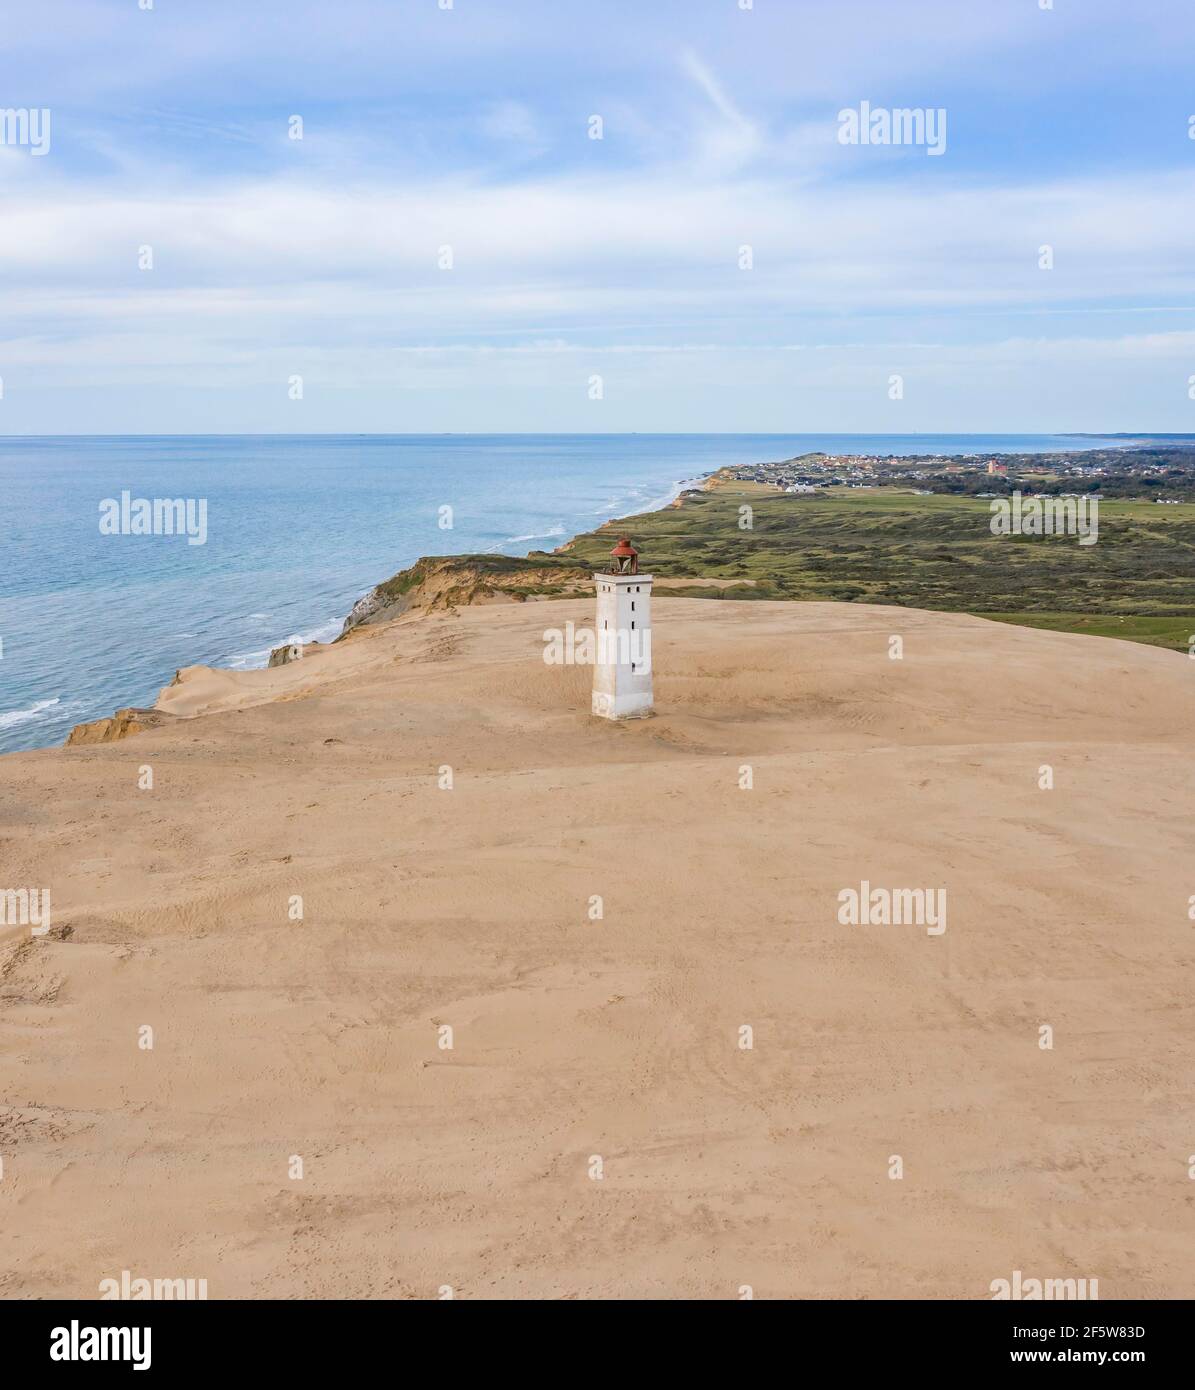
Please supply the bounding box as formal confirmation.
[3,0,1195,432]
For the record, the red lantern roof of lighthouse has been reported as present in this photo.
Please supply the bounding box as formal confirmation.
[610,536,638,557]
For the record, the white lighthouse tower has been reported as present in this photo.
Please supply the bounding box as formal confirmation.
[592,536,653,720]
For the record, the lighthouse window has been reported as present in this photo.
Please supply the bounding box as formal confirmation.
[630,621,635,630]
[631,601,635,611]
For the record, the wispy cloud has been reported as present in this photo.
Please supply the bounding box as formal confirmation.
[1,0,1194,429]
[678,48,760,170]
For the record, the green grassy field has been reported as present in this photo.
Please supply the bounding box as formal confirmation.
[542,482,1195,652]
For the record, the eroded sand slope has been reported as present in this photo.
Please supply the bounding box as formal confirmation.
[2,599,1193,1298]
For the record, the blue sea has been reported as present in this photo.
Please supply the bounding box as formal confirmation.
[0,432,1138,754]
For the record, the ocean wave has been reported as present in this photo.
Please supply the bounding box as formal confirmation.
[626,483,685,516]
[485,524,568,552]
[224,646,276,670]
[590,477,695,521]
[0,697,61,730]
[0,697,89,731]
[605,478,696,520]
[510,525,566,543]
[224,616,344,670]
[495,480,694,554]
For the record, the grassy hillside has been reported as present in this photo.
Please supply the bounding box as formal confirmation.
[542,481,1195,652]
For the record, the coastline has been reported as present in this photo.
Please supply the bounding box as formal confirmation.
[0,467,712,756]
[221,475,710,668]
[7,437,1195,755]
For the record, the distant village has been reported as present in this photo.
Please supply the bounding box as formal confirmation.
[717,445,1195,503]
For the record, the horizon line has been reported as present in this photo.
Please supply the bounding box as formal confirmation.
[0,431,1189,442]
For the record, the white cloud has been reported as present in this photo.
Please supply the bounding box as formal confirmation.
[3,164,1193,326]
[3,0,1194,429]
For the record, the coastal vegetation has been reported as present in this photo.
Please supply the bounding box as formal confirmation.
[344,461,1195,654]
[548,481,1195,651]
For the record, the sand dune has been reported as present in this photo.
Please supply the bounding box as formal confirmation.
[2,598,1193,1299]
